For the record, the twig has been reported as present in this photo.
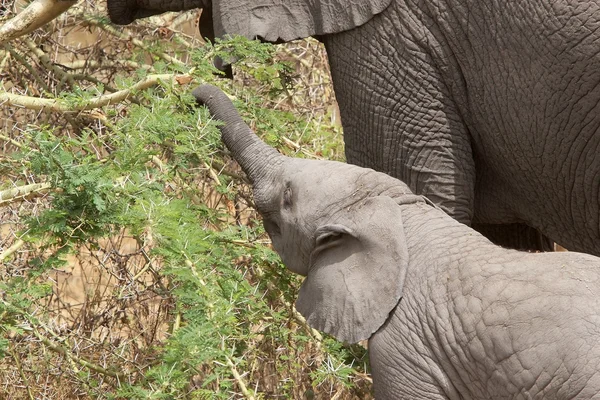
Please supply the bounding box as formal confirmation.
[131,257,155,281]
[204,161,221,185]
[171,312,181,334]
[0,49,10,72]
[209,158,247,182]
[170,10,200,31]
[9,348,34,400]
[0,73,192,112]
[150,155,165,172]
[5,44,51,92]
[280,45,330,84]
[292,305,323,343]
[1,298,126,380]
[282,136,300,150]
[0,133,33,150]
[32,328,126,379]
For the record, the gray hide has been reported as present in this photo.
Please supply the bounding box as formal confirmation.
[107,0,600,256]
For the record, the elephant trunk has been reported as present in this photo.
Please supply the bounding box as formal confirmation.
[107,0,209,25]
[192,84,284,184]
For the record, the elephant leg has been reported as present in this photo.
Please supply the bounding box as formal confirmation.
[472,223,554,252]
[322,2,476,225]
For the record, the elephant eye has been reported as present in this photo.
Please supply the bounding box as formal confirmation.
[283,186,293,209]
[263,217,281,236]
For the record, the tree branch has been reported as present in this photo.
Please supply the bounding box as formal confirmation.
[57,59,150,72]
[0,73,193,112]
[225,356,255,400]
[0,239,25,262]
[24,38,75,88]
[0,182,51,205]
[0,0,77,44]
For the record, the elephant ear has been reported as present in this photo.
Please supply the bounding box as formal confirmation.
[296,196,408,344]
[212,0,392,42]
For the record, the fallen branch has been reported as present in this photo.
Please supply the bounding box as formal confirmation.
[0,73,193,112]
[0,0,77,44]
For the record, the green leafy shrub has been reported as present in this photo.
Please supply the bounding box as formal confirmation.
[0,10,366,399]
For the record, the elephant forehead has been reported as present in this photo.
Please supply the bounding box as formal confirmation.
[288,160,387,192]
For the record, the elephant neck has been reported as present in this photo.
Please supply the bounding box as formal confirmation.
[400,203,499,264]
[393,202,528,398]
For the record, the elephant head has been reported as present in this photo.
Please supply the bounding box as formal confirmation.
[107,0,392,43]
[193,84,423,343]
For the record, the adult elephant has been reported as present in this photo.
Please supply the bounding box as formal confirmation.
[108,0,600,256]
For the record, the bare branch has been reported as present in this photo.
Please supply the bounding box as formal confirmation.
[0,0,78,44]
[8,348,34,400]
[32,328,127,379]
[57,59,151,71]
[0,182,51,205]
[0,133,33,150]
[0,239,25,262]
[225,356,256,400]
[0,73,194,112]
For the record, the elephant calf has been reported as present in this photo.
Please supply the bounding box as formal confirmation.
[193,84,600,400]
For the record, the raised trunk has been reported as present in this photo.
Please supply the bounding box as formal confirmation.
[107,0,209,25]
[192,84,283,183]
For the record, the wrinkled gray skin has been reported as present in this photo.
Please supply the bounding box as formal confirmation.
[107,0,600,255]
[193,84,600,399]
[108,0,600,255]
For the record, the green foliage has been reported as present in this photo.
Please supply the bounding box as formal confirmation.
[1,32,366,399]
[25,129,130,244]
